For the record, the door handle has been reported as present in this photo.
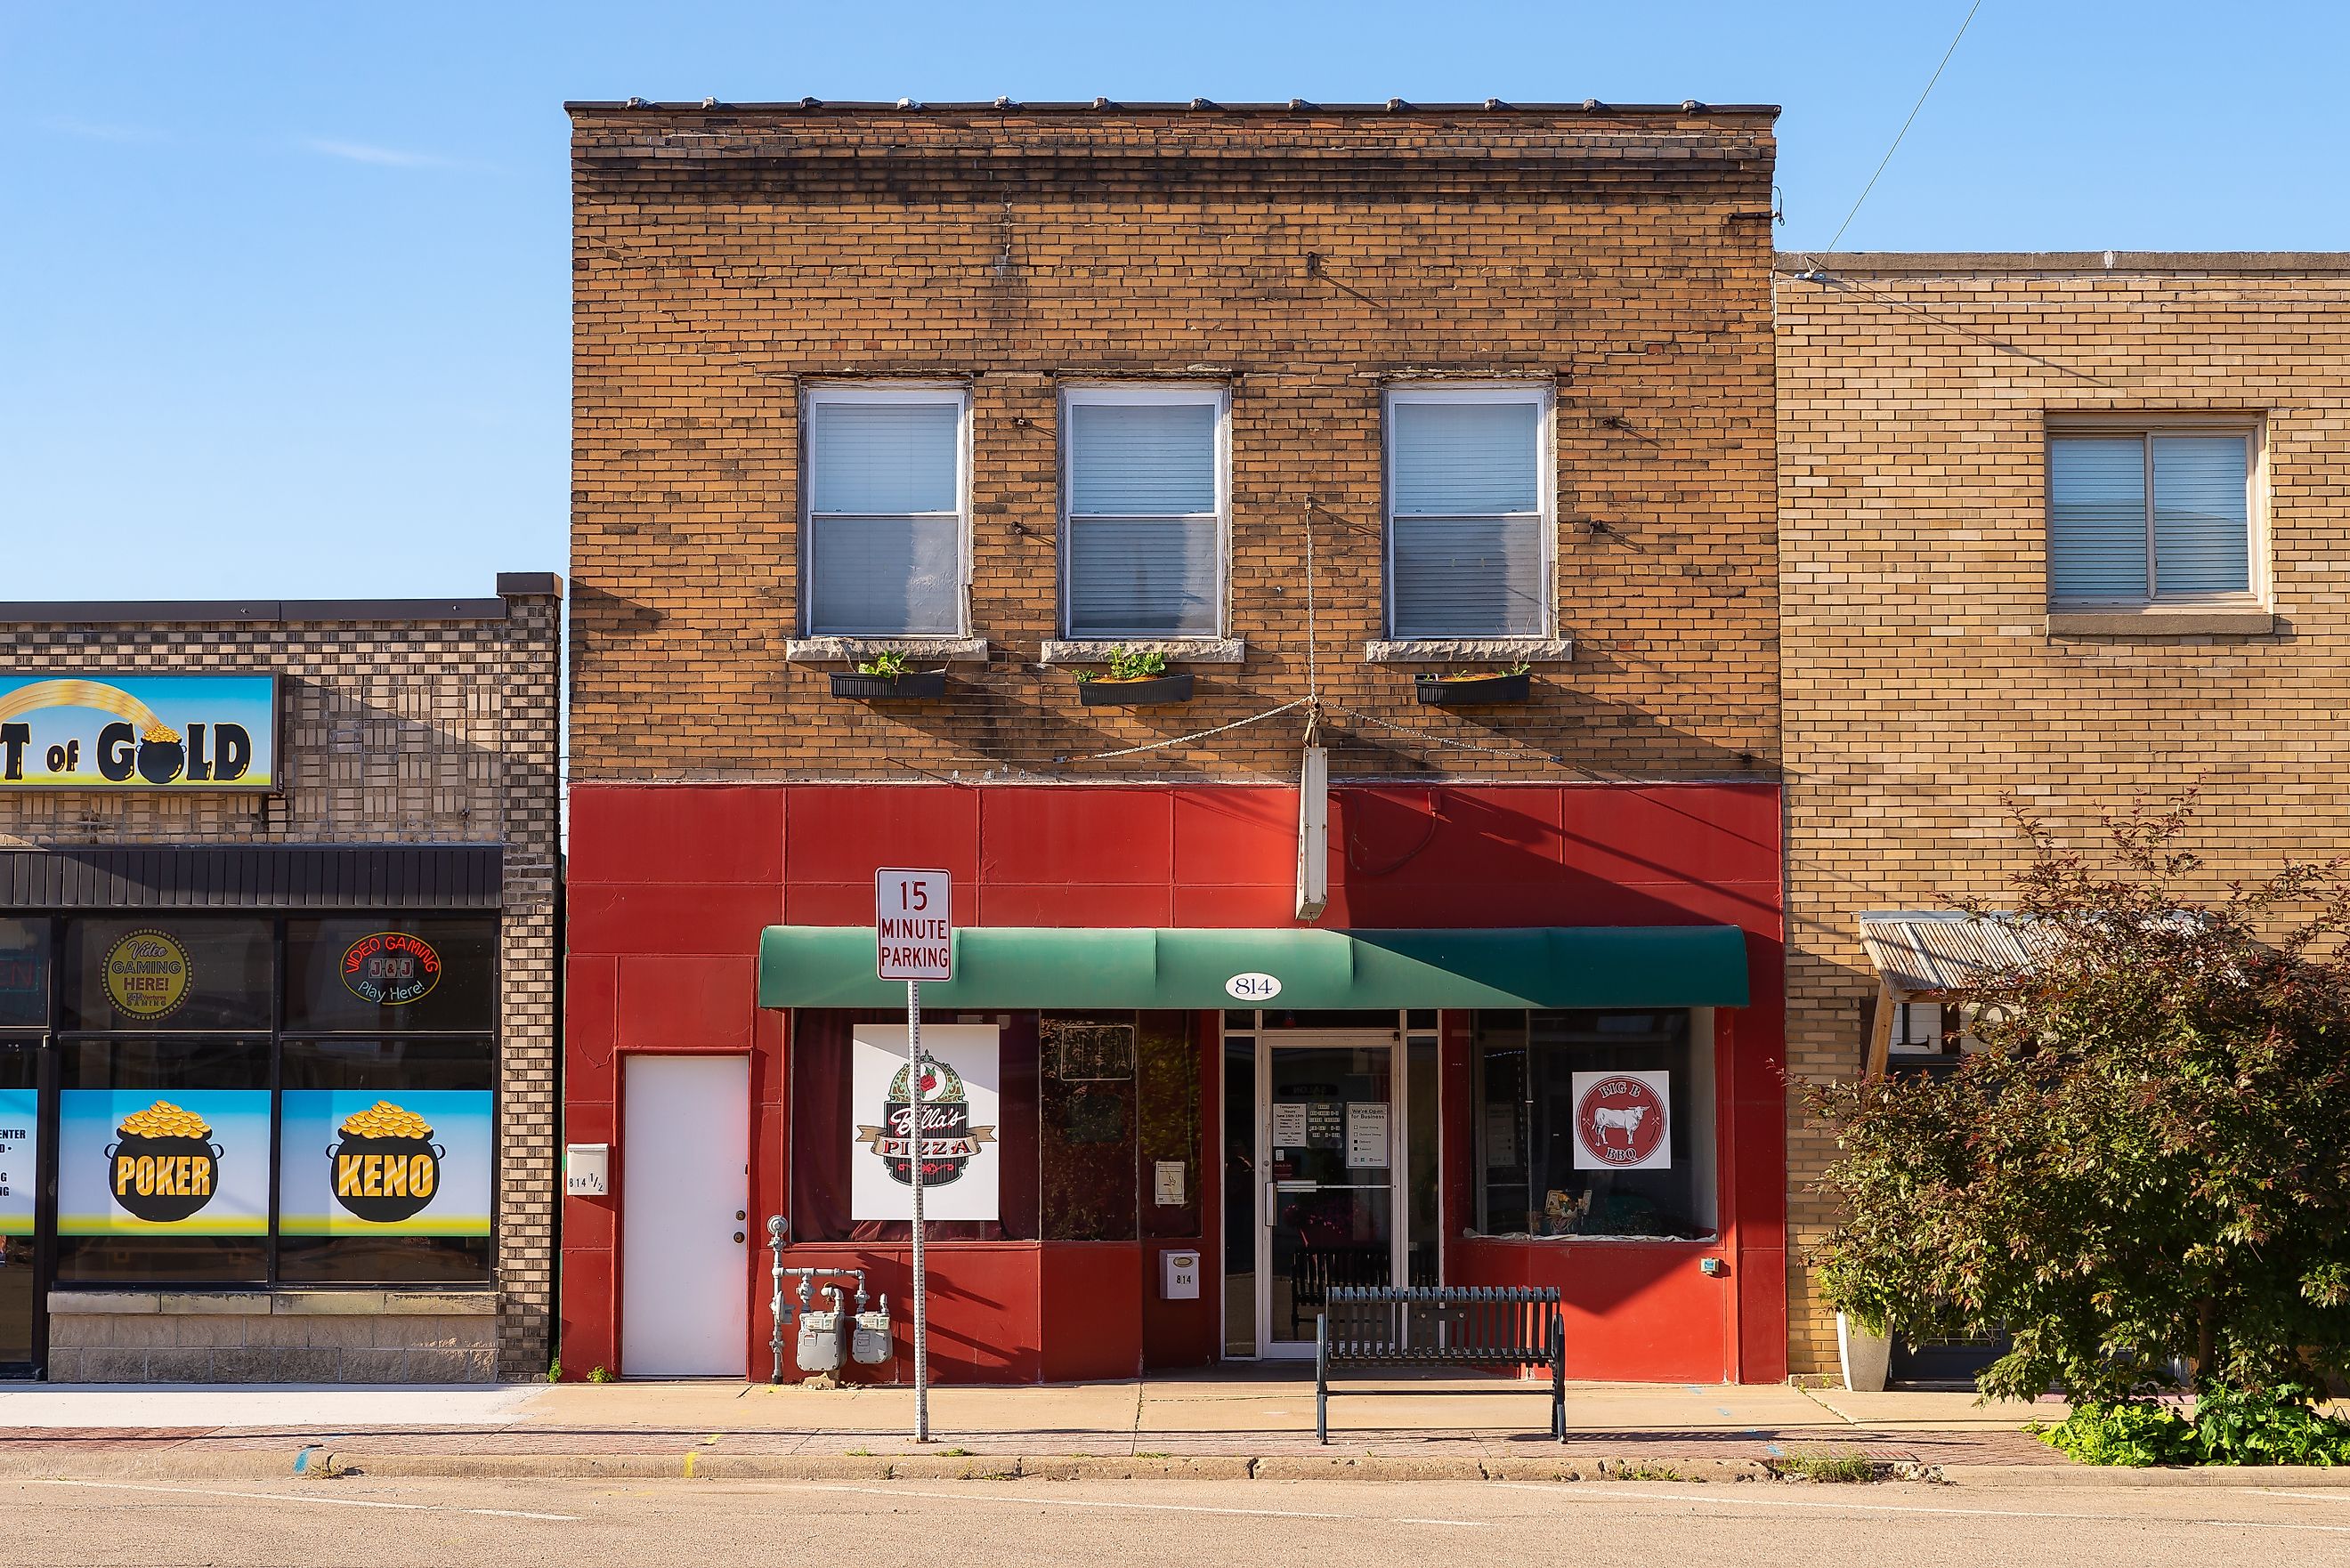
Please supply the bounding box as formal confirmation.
[1263,1185,1276,1229]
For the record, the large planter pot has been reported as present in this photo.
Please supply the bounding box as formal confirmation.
[829,671,948,701]
[1076,672,1195,707]
[1837,1311,1892,1393]
[1413,671,1531,706]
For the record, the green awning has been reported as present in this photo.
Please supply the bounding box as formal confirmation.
[757,925,1748,1011]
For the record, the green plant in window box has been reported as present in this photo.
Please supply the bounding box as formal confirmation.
[831,650,948,701]
[1074,647,1194,706]
[1412,662,1533,706]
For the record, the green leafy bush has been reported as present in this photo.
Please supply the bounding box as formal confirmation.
[1808,796,2350,1410]
[2192,1386,2350,1466]
[2032,1402,2198,1467]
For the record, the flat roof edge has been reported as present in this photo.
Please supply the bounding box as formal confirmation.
[0,574,562,626]
[565,99,1780,117]
[0,598,511,626]
[1779,250,2350,276]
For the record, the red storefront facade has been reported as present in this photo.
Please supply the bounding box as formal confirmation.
[563,100,1784,1386]
[560,780,1786,1384]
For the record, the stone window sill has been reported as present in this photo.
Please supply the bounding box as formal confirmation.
[2046,607,2274,637]
[1041,638,1245,666]
[49,1289,498,1317]
[1363,637,1575,664]
[785,637,990,665]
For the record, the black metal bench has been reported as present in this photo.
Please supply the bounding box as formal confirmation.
[1316,1285,1565,1443]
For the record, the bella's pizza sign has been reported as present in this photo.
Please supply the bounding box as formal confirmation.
[0,675,276,790]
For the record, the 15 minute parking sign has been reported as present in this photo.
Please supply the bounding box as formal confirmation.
[875,869,952,982]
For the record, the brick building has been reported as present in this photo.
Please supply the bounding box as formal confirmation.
[0,578,561,1380]
[1776,252,2350,1378]
[563,102,1787,1384]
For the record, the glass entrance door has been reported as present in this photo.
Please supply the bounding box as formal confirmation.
[0,1038,43,1374]
[1256,1038,1399,1358]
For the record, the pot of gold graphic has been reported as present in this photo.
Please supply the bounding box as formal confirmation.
[135,721,185,784]
[328,1101,443,1223]
[104,1101,222,1223]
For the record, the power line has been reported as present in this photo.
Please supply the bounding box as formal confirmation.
[1819,0,1985,255]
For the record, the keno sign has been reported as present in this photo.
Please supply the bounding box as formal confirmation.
[875,869,952,982]
[1570,1070,1672,1171]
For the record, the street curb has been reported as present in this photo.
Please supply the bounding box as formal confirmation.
[0,1448,2343,1489]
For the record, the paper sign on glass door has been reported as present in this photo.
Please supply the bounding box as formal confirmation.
[1345,1103,1390,1168]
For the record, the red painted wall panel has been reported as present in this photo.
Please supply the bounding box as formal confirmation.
[569,785,784,886]
[564,780,1788,1385]
[1041,1246,1147,1382]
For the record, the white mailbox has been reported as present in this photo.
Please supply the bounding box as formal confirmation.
[564,1144,610,1197]
[1160,1249,1201,1301]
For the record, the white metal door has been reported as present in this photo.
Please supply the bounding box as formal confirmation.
[621,1054,750,1377]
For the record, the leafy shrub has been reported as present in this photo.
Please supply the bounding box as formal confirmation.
[1808,796,2350,1409]
[2032,1402,2198,1467]
[855,651,911,679]
[2192,1386,2350,1467]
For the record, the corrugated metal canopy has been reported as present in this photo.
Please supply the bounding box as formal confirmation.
[1856,909,2044,996]
[758,925,1750,1012]
[0,845,506,909]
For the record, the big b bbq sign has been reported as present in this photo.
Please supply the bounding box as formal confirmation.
[0,675,276,791]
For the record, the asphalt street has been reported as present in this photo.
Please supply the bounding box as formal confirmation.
[4,1473,2349,1568]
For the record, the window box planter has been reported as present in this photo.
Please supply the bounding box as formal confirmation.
[829,671,949,702]
[1076,672,1195,707]
[1413,670,1531,706]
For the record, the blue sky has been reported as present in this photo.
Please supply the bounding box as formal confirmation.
[5,1,2346,601]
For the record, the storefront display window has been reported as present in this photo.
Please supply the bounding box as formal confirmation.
[283,917,496,1033]
[1041,1015,1137,1241]
[0,919,48,1030]
[28,912,500,1289]
[791,1008,1203,1247]
[1471,1009,1717,1241]
[54,1038,271,1283]
[279,1039,494,1284]
[62,918,273,1031]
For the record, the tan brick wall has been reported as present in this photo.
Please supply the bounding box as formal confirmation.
[1776,254,2350,1375]
[571,107,1780,785]
[0,596,562,1378]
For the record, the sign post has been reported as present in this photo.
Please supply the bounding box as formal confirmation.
[875,869,952,1443]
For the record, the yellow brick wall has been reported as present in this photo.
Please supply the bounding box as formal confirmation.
[1776,253,2350,1375]
[570,107,1780,785]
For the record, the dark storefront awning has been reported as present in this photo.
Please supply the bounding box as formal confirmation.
[758,925,1749,1012]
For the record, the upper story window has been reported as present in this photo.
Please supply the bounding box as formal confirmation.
[2047,424,2260,607]
[1062,385,1226,639]
[804,386,968,636]
[1385,386,1553,639]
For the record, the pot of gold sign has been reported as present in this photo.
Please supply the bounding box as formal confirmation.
[106,1101,221,1223]
[329,1101,442,1222]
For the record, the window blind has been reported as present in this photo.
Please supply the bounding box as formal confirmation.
[2048,437,2151,601]
[1065,399,1220,638]
[1389,399,1544,638]
[2151,435,2250,596]
[806,397,962,635]
[2049,432,2251,604]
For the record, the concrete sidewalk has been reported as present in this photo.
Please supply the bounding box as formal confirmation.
[0,1373,2073,1475]
[0,1374,2337,1486]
